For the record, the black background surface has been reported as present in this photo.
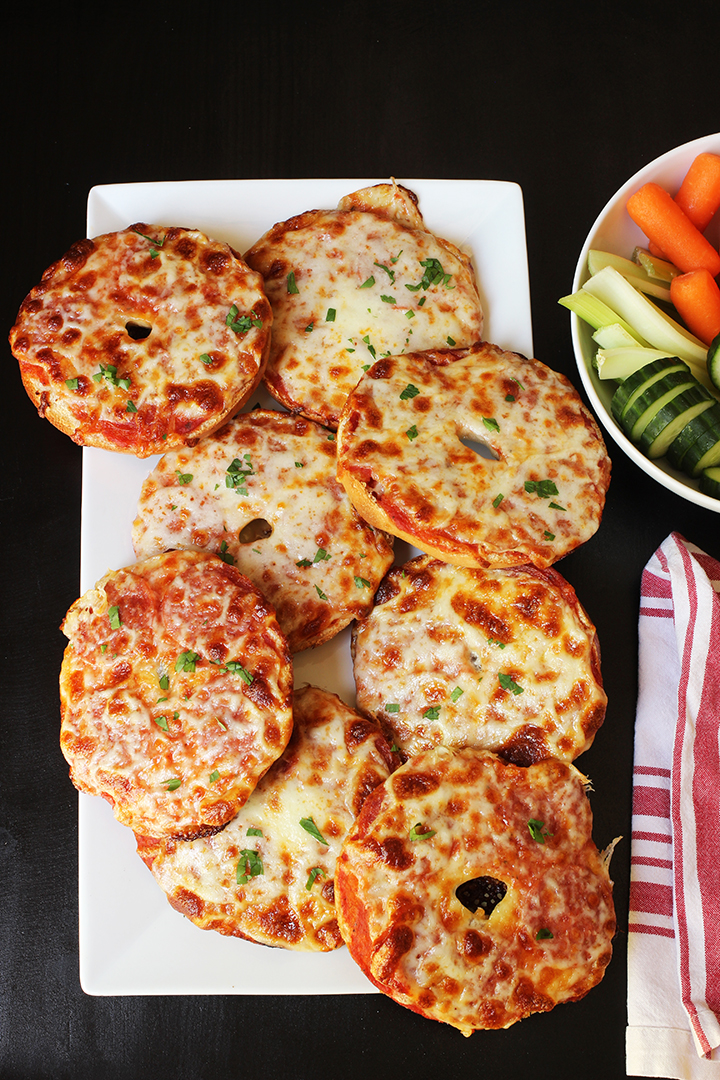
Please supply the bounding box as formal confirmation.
[3,4,718,1078]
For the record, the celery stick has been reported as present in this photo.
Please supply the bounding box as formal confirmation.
[595,346,679,381]
[558,290,640,338]
[587,249,671,302]
[633,247,681,282]
[593,323,644,350]
[581,266,707,366]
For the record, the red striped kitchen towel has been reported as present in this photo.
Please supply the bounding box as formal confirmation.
[627,532,720,1079]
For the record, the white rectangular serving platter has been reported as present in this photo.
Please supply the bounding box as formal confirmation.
[79,178,533,995]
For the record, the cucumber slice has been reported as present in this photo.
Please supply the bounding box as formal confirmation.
[610,357,688,422]
[625,377,697,443]
[699,466,720,499]
[688,432,720,477]
[666,405,720,470]
[639,388,715,458]
[707,331,720,392]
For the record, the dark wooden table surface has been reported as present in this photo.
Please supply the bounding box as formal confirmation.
[3,5,718,1078]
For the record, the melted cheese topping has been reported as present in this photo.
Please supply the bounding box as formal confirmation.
[335,748,616,1034]
[10,225,271,456]
[337,342,611,568]
[245,183,483,429]
[352,556,606,763]
[133,410,394,652]
[59,550,293,838]
[137,686,396,950]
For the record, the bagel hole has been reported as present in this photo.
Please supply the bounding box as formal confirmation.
[459,436,498,461]
[125,320,152,340]
[456,876,507,917]
[238,519,273,544]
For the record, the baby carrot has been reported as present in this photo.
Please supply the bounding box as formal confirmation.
[675,153,720,233]
[670,269,720,346]
[626,182,720,277]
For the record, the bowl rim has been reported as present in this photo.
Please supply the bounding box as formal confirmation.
[570,131,720,514]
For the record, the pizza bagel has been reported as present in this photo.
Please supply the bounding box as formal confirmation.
[132,409,394,652]
[136,686,398,950]
[9,225,271,456]
[244,182,483,429]
[59,549,293,840]
[336,342,611,569]
[334,747,616,1035]
[352,555,606,765]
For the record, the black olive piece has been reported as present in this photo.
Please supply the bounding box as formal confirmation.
[455,875,507,916]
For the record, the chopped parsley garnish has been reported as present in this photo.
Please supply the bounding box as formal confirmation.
[226,305,263,334]
[524,479,559,499]
[374,260,395,283]
[313,547,331,563]
[300,817,329,845]
[543,530,555,541]
[536,927,554,940]
[92,363,131,391]
[505,393,516,403]
[305,322,314,333]
[405,310,415,319]
[325,308,336,322]
[482,417,500,432]
[391,250,403,263]
[306,867,328,891]
[154,715,169,732]
[209,769,220,784]
[199,353,212,365]
[409,822,437,842]
[406,425,419,441]
[286,271,299,294]
[487,637,506,649]
[126,400,137,413]
[362,334,377,359]
[108,606,122,630]
[498,672,524,695]
[400,384,420,400]
[422,706,441,720]
[385,703,400,713]
[217,540,235,565]
[295,461,304,468]
[65,377,79,390]
[175,470,193,485]
[493,493,504,508]
[380,294,396,304]
[159,675,169,691]
[314,585,329,601]
[360,275,375,289]
[132,227,165,257]
[528,819,553,844]
[549,501,567,511]
[247,827,263,837]
[224,661,253,684]
[163,777,181,791]
[296,558,312,568]
[175,650,200,673]
[447,336,456,346]
[450,687,464,702]
[236,849,264,884]
[354,576,372,589]
[225,453,254,493]
[405,257,453,292]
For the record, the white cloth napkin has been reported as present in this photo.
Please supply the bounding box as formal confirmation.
[627,532,720,1079]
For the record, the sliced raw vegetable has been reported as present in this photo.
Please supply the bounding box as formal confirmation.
[633,247,680,282]
[623,374,697,444]
[674,152,720,233]
[593,324,642,351]
[626,182,720,277]
[595,346,679,382]
[666,405,720,470]
[708,332,720,392]
[587,249,671,301]
[638,385,715,458]
[684,426,720,476]
[669,270,720,348]
[581,266,708,366]
[699,464,720,499]
[558,289,643,340]
[610,357,688,424]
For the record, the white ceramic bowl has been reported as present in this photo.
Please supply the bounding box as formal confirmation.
[571,132,720,513]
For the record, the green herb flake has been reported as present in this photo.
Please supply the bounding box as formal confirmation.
[163,777,181,791]
[295,461,304,468]
[159,673,170,693]
[92,362,130,390]
[305,866,328,891]
[236,849,264,884]
[418,297,426,307]
[487,637,506,649]
[175,650,200,673]
[296,558,312,568]
[199,353,212,365]
[175,470,193,485]
[450,687,464,702]
[226,305,263,334]
[133,227,166,257]
[374,260,395,283]
[108,606,122,630]
[126,400,137,413]
[313,548,331,563]
[447,336,456,346]
[65,377,79,390]
[385,703,400,713]
[286,271,299,294]
[524,479,559,499]
[154,715,169,732]
[100,644,107,654]
[354,576,372,589]
[300,816,329,845]
[224,661,254,685]
[493,493,504,508]
[391,250,403,263]
[505,393,516,403]
[209,769,220,784]
[217,540,235,565]
[409,822,437,842]
[315,585,329,601]
[536,927,554,940]
[247,827,263,837]
[326,308,336,322]
[380,294,396,304]
[225,454,254,493]
[400,384,420,400]
[543,530,555,541]
[482,417,500,432]
[499,672,524,695]
[327,432,336,442]
[406,425,419,441]
[305,322,314,333]
[360,275,375,289]
[422,706,441,720]
[406,257,454,292]
[528,819,553,844]
[549,501,567,512]
[405,310,415,319]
